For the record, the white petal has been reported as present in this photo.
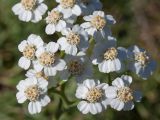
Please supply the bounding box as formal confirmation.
[36,3,48,15]
[44,67,57,76]
[25,77,38,86]
[77,101,89,114]
[65,45,77,55]
[55,0,60,3]
[75,85,88,99]
[18,10,32,22]
[45,24,56,35]
[28,101,42,114]
[86,27,96,36]
[123,101,134,111]
[46,42,59,53]
[89,103,98,114]
[16,80,27,91]
[25,69,36,78]
[56,20,66,32]
[54,59,66,71]
[106,15,116,25]
[83,79,95,89]
[121,75,132,86]
[57,37,69,50]
[31,10,42,23]
[27,34,44,48]
[93,11,105,17]
[12,3,23,15]
[94,102,102,113]
[129,45,141,53]
[33,61,44,72]
[40,95,51,107]
[102,99,112,109]
[16,92,27,103]
[110,99,124,111]
[61,28,71,36]
[99,59,121,73]
[83,15,93,21]
[38,78,48,89]
[18,57,31,70]
[81,22,92,29]
[105,86,117,98]
[72,5,82,16]
[112,77,124,88]
[37,0,44,3]
[98,61,109,73]
[35,47,45,57]
[18,40,27,52]
[62,8,72,18]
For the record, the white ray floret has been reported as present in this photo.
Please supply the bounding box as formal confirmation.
[76,79,110,114]
[127,45,156,80]
[16,77,51,114]
[12,0,48,23]
[105,75,142,111]
[58,25,89,55]
[18,34,44,70]
[45,8,67,35]
[33,42,66,76]
[91,36,127,73]
[59,52,92,82]
[56,0,82,18]
[81,11,116,42]
[26,69,57,88]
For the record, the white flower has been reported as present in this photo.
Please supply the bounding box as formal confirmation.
[78,0,102,15]
[12,0,48,23]
[18,34,44,70]
[16,77,51,114]
[105,75,142,111]
[81,11,116,42]
[58,25,89,55]
[127,45,156,80]
[75,79,109,114]
[59,52,92,82]
[45,8,67,35]
[33,42,66,76]
[91,36,127,73]
[26,69,57,88]
[56,0,82,18]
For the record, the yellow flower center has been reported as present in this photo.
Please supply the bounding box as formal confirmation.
[135,52,149,66]
[23,45,36,59]
[60,0,76,9]
[117,87,133,103]
[39,52,55,66]
[68,60,84,76]
[21,0,36,10]
[86,87,103,103]
[67,32,80,45]
[104,47,118,60]
[91,15,106,30]
[46,10,63,24]
[35,71,49,80]
[24,85,40,101]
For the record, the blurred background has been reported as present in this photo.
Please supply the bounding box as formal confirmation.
[0,0,160,120]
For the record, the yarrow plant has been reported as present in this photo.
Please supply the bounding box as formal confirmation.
[12,0,156,116]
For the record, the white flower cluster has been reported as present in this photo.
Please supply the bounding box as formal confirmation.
[12,0,156,115]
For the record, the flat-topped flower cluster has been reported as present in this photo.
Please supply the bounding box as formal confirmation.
[12,0,156,115]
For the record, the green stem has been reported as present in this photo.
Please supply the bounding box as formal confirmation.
[108,73,111,84]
